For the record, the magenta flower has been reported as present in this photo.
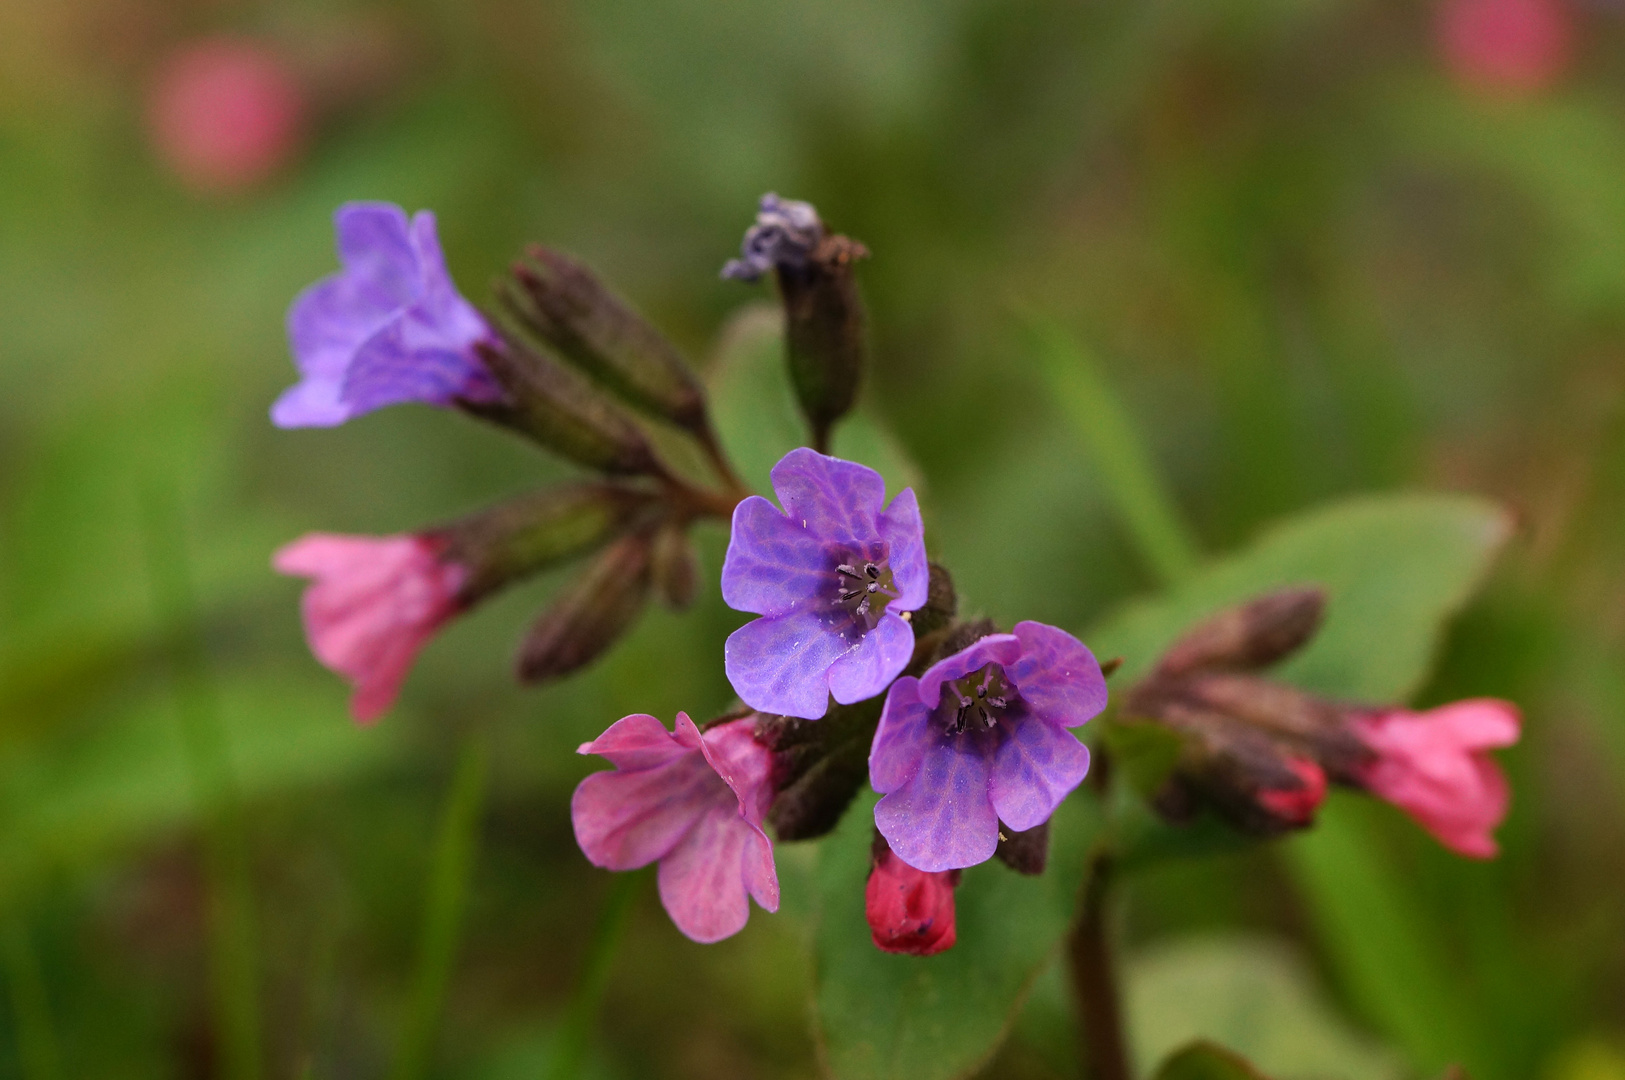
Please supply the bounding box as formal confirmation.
[721,449,927,720]
[273,533,465,723]
[572,713,778,943]
[272,202,503,427]
[869,622,1106,872]
[1351,699,1521,859]
[1436,0,1573,98]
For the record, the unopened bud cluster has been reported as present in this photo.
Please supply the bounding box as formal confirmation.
[272,201,748,721]
[1116,588,1521,857]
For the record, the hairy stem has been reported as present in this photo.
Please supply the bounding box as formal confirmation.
[1069,855,1131,1080]
[693,418,751,502]
[392,734,490,1080]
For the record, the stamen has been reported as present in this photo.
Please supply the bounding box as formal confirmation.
[865,563,880,579]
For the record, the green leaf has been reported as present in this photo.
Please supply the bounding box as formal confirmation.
[1152,1040,1273,1080]
[810,788,1103,1080]
[1086,493,1512,1073]
[1087,492,1512,701]
[1127,935,1401,1080]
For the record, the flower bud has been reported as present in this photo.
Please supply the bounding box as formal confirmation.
[432,482,661,604]
[1143,716,1330,837]
[1154,587,1325,678]
[503,246,708,431]
[723,194,868,451]
[866,835,960,956]
[514,530,654,684]
[463,337,661,476]
[648,518,699,610]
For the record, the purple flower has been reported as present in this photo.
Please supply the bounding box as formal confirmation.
[272,201,503,427]
[721,193,824,282]
[869,622,1107,872]
[721,449,928,720]
[572,712,778,943]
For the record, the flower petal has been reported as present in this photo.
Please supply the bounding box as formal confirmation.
[868,677,936,794]
[769,448,886,542]
[576,712,701,771]
[570,754,719,871]
[1008,621,1108,728]
[657,804,758,943]
[988,715,1091,832]
[333,202,419,306]
[874,738,999,872]
[724,608,851,719]
[915,634,1023,709]
[694,716,774,829]
[342,320,489,414]
[876,487,929,611]
[827,612,914,706]
[720,495,837,616]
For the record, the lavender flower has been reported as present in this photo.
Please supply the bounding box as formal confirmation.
[869,622,1107,872]
[720,193,824,282]
[272,201,503,427]
[721,449,927,720]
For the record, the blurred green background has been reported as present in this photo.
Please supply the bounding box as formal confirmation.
[3,0,1625,1077]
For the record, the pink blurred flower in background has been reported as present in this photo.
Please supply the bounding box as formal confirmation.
[1352,699,1521,858]
[146,36,308,194]
[1436,0,1575,97]
[273,534,465,723]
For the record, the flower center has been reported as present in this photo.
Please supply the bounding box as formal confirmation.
[834,550,898,631]
[938,663,1018,735]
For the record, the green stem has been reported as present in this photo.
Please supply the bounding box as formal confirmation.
[139,485,262,1080]
[2,918,61,1080]
[545,873,639,1080]
[392,733,490,1080]
[1024,315,1201,588]
[1068,855,1131,1080]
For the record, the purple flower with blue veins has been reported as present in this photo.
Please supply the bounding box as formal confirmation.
[720,193,824,282]
[722,448,928,721]
[272,201,504,428]
[870,622,1107,872]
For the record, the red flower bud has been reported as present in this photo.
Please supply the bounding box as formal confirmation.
[1254,757,1328,827]
[865,839,960,956]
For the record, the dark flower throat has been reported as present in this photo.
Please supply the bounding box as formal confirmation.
[939,663,1017,735]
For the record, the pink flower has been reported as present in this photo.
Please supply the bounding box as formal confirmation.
[1436,0,1574,98]
[572,713,779,943]
[865,840,959,956]
[1255,757,1328,827]
[147,37,309,194]
[1352,699,1521,858]
[273,534,465,724]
